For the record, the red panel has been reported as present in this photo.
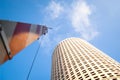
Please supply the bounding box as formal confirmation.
[0,20,45,64]
[13,22,31,34]
[36,25,41,35]
[9,22,31,56]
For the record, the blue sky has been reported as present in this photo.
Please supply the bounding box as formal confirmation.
[0,0,120,80]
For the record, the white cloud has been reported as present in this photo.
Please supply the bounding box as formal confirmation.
[70,1,91,31]
[69,0,98,40]
[45,1,63,19]
[44,0,99,41]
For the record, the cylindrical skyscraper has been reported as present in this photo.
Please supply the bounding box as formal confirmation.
[52,38,120,80]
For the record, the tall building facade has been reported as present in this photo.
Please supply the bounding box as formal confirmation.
[52,38,120,80]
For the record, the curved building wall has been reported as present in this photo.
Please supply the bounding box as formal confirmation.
[52,38,120,80]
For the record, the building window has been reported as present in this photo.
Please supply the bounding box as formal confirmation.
[65,71,68,75]
[72,75,75,79]
[69,68,72,71]
[70,71,74,75]
[78,76,83,80]
[103,69,108,72]
[94,76,99,80]
[85,64,90,67]
[100,74,106,78]
[100,65,104,68]
[84,74,89,78]
[75,68,79,72]
[97,70,102,73]
[94,66,98,69]
[88,68,92,71]
[91,71,96,75]
[74,65,77,69]
[107,73,113,77]
[83,61,87,64]
[66,75,69,79]
[82,70,87,73]
[112,78,117,80]
[79,63,82,66]
[91,63,95,66]
[77,72,81,76]
[80,66,84,70]
[61,75,64,78]
[68,65,71,68]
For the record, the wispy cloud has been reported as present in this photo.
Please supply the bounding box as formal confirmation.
[45,1,63,19]
[44,0,99,41]
[69,0,99,40]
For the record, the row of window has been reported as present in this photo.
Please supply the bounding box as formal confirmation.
[52,39,120,80]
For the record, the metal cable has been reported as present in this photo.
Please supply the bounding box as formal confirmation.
[26,36,44,80]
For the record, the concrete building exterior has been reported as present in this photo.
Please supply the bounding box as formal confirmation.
[51,38,120,80]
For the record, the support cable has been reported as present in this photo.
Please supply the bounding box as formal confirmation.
[26,36,44,80]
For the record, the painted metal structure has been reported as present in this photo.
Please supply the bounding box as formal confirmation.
[0,20,48,64]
